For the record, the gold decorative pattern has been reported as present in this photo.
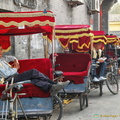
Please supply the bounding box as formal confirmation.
[55,28,90,33]
[69,40,78,43]
[76,49,89,53]
[94,35,107,40]
[93,39,106,44]
[0,20,55,27]
[3,46,11,53]
[78,42,91,49]
[0,12,54,18]
[58,39,90,49]
[55,33,93,39]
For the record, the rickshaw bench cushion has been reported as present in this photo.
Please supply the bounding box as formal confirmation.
[63,71,87,76]
[0,83,50,98]
[0,58,52,98]
[55,53,91,84]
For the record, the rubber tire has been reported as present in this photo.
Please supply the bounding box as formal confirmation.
[106,72,119,95]
[79,93,88,110]
[50,95,63,120]
[99,81,103,96]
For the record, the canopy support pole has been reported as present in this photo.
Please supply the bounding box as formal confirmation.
[52,29,55,80]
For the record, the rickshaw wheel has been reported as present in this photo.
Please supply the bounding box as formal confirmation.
[79,92,88,110]
[99,81,104,96]
[50,95,63,120]
[106,72,119,95]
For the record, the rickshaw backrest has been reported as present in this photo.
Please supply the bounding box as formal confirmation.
[105,51,115,58]
[55,53,91,72]
[54,53,91,84]
[17,58,53,79]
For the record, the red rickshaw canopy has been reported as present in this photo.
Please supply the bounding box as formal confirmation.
[0,11,55,51]
[55,25,93,52]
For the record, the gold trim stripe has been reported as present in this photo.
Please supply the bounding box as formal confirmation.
[76,49,89,53]
[42,35,52,43]
[0,20,55,27]
[56,33,93,39]
[69,40,78,43]
[0,12,54,18]
[107,40,117,43]
[93,39,106,44]
[107,38,118,40]
[3,46,11,53]
[55,28,90,33]
[94,35,107,40]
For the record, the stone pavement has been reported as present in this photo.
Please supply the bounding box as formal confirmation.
[61,82,120,120]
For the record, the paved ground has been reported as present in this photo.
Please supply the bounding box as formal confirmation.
[61,82,120,120]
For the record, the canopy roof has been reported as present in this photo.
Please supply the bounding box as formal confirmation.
[55,25,93,52]
[91,31,107,44]
[55,25,90,30]
[0,11,55,51]
[105,35,119,44]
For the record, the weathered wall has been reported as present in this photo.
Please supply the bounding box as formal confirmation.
[0,0,15,12]
[49,0,72,25]
[72,1,90,24]
[101,0,117,33]
[109,31,120,38]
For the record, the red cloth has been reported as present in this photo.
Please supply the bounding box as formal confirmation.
[18,58,53,80]
[0,58,53,98]
[55,53,91,84]
[91,31,106,35]
[0,84,50,98]
[0,36,10,51]
[63,71,87,76]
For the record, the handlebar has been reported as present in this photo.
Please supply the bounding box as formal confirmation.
[53,64,60,68]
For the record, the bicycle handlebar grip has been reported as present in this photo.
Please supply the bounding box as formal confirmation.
[12,84,23,92]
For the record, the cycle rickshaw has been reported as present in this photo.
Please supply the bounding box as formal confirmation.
[0,11,63,120]
[89,30,107,96]
[53,25,93,110]
[104,34,119,94]
[87,31,119,96]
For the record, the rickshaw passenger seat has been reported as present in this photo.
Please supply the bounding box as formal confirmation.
[0,58,53,98]
[54,53,91,84]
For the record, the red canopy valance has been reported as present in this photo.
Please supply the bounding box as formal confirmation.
[0,36,10,52]
[0,11,55,51]
[92,31,107,44]
[55,25,93,52]
[105,35,119,44]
